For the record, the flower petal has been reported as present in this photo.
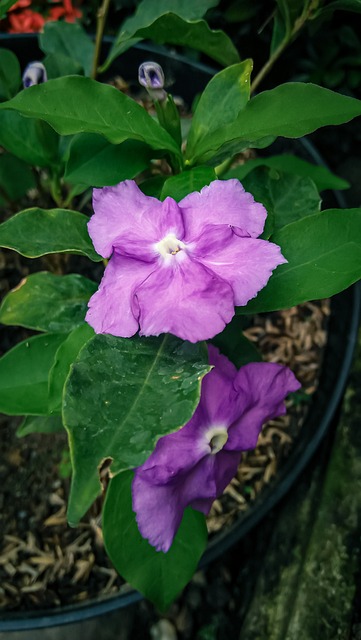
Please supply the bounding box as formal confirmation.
[226,363,301,451]
[192,226,287,307]
[179,179,267,241]
[89,181,184,259]
[85,252,156,337]
[136,256,235,342]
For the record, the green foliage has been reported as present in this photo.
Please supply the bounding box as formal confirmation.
[186,60,252,160]
[64,135,151,187]
[240,167,321,237]
[103,471,208,611]
[238,208,361,313]
[0,77,181,158]
[211,316,262,368]
[0,154,35,205]
[0,0,18,19]
[0,333,67,416]
[160,166,217,202]
[225,155,350,192]
[0,49,21,101]
[39,22,94,77]
[186,83,361,166]
[63,334,211,525]
[0,208,101,261]
[104,0,221,68]
[0,111,60,167]
[48,323,95,414]
[0,272,97,333]
[110,14,239,68]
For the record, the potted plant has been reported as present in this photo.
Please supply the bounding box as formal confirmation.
[0,0,361,629]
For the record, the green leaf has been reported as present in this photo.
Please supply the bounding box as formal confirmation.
[16,415,64,438]
[0,77,181,158]
[211,316,262,368]
[238,208,361,313]
[64,135,151,187]
[43,52,82,80]
[0,333,67,416]
[0,154,35,204]
[103,470,208,611]
[139,175,166,198]
[63,334,211,525]
[39,22,94,77]
[186,60,252,160]
[0,111,60,167]
[0,49,21,101]
[48,323,95,415]
[225,154,350,191]
[104,0,220,69]
[0,207,101,261]
[241,167,321,236]
[0,0,18,19]
[112,14,240,68]
[313,0,361,19]
[186,83,361,166]
[160,166,217,201]
[0,272,97,333]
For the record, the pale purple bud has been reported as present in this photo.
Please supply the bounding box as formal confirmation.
[138,61,166,101]
[22,62,47,89]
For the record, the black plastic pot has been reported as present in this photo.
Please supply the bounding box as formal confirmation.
[0,34,360,633]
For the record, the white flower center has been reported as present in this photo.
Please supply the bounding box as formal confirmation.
[205,426,229,455]
[155,233,185,260]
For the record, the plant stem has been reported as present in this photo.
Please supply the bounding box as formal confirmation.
[91,0,112,80]
[250,2,315,95]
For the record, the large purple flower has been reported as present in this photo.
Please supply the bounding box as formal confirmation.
[132,346,301,552]
[86,179,286,343]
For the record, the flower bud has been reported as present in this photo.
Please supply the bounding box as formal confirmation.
[22,62,47,89]
[138,61,166,101]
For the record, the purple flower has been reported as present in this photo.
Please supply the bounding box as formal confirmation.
[22,62,47,88]
[138,61,166,101]
[86,179,286,343]
[132,346,301,552]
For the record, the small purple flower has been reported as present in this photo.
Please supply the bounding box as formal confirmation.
[132,346,300,552]
[22,62,47,89]
[86,179,286,343]
[138,61,166,101]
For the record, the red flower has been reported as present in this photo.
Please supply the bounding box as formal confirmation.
[8,0,31,11]
[48,0,82,22]
[8,8,45,32]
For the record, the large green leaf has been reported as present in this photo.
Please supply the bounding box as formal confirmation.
[0,111,59,167]
[313,0,361,19]
[241,167,321,236]
[238,208,361,313]
[64,135,151,187]
[48,323,95,414]
[0,49,21,101]
[0,272,97,333]
[0,333,67,416]
[186,61,252,160]
[43,52,82,80]
[186,83,361,166]
[0,154,35,205]
[225,154,350,192]
[103,470,208,611]
[160,166,217,202]
[63,334,211,525]
[16,415,64,438]
[0,77,181,158]
[0,207,101,261]
[104,0,219,68]
[114,14,239,68]
[39,22,94,77]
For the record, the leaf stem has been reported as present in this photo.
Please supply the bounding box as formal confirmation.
[91,0,112,80]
